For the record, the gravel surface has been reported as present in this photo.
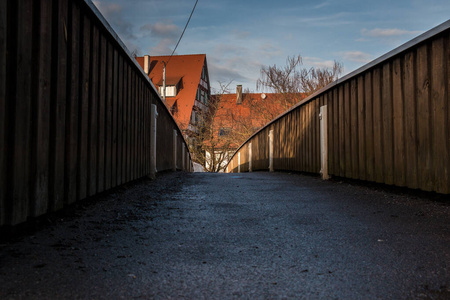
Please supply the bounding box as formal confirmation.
[1,171,449,299]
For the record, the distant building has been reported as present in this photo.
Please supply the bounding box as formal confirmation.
[136,54,211,145]
[208,85,305,171]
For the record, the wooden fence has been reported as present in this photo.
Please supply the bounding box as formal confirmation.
[0,0,192,227]
[226,20,450,195]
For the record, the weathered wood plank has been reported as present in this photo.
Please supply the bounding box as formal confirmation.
[66,0,79,205]
[431,37,449,193]
[313,98,319,172]
[97,34,106,193]
[0,0,6,225]
[357,75,366,181]
[280,109,286,169]
[31,0,52,215]
[77,15,90,200]
[372,67,384,183]
[137,79,143,176]
[403,52,418,189]
[50,0,68,210]
[295,106,301,171]
[382,62,394,185]
[11,0,33,224]
[111,48,118,187]
[392,57,406,187]
[447,33,450,193]
[301,105,306,171]
[416,44,433,191]
[116,54,123,185]
[350,79,359,179]
[344,82,352,178]
[325,92,333,175]
[364,71,374,182]
[88,24,99,196]
[307,102,312,172]
[121,61,127,181]
[130,71,136,178]
[333,88,339,176]
[104,41,112,190]
[338,85,345,177]
[290,110,295,171]
[310,101,315,172]
[126,64,132,181]
[141,82,146,175]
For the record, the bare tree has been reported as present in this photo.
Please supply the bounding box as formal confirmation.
[256,55,304,111]
[299,60,343,95]
[190,81,236,172]
[257,55,343,109]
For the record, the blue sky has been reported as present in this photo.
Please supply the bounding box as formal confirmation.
[93,0,450,93]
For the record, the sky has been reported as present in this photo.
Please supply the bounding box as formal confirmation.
[92,0,450,93]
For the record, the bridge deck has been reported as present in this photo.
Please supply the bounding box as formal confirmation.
[1,172,449,298]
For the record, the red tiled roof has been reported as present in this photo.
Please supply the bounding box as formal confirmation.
[211,91,306,147]
[136,54,207,130]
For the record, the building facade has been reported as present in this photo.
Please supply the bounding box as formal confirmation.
[136,54,211,145]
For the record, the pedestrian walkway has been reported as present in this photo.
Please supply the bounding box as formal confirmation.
[1,172,449,299]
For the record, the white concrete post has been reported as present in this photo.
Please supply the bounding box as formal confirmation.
[269,129,274,172]
[182,144,185,171]
[150,104,158,179]
[249,142,252,172]
[173,129,177,171]
[238,152,241,173]
[320,105,329,180]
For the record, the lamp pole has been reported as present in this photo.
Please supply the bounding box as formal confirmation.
[162,61,166,102]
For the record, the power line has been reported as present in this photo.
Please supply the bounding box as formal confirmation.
[166,0,199,66]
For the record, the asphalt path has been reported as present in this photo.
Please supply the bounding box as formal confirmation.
[1,172,449,299]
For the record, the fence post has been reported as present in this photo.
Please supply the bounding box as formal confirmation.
[238,152,241,173]
[173,129,177,171]
[186,151,190,172]
[249,142,252,172]
[269,129,274,172]
[320,105,329,179]
[182,143,185,171]
[150,104,158,179]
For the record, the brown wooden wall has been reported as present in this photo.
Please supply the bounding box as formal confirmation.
[227,20,450,195]
[0,0,192,227]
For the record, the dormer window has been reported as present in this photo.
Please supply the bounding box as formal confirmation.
[159,85,177,97]
[157,76,182,97]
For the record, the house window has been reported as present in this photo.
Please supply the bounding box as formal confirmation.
[201,67,206,80]
[219,128,231,136]
[201,90,205,103]
[159,85,177,97]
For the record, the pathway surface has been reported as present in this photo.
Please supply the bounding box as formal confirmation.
[1,172,450,299]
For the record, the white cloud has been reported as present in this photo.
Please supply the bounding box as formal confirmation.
[93,1,122,15]
[93,1,139,53]
[313,1,331,9]
[361,28,422,37]
[303,57,336,69]
[340,51,372,63]
[149,38,176,56]
[232,30,251,40]
[141,22,181,39]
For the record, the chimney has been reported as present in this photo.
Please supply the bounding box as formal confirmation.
[144,55,150,74]
[236,85,242,104]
